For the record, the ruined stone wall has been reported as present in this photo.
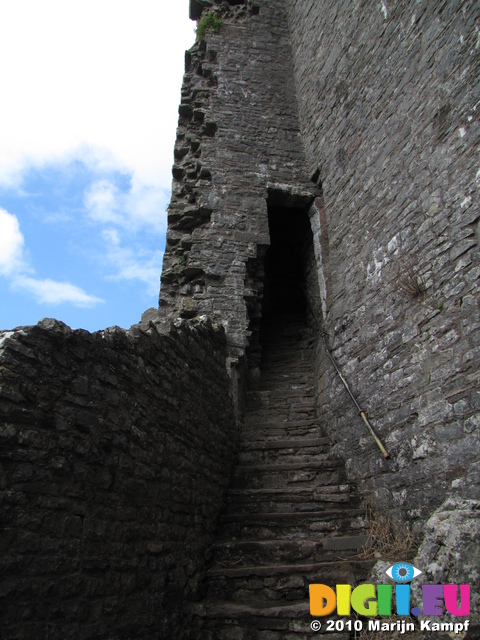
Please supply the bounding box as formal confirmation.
[159,0,318,362]
[286,0,480,527]
[0,317,236,639]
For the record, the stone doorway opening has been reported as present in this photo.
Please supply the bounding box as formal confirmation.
[262,204,312,322]
[244,191,321,379]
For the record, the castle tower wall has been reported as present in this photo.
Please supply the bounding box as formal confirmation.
[286,0,480,525]
[159,0,318,363]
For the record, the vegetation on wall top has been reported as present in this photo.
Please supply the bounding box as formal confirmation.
[196,11,224,40]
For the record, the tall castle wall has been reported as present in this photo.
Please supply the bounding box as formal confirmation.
[286,0,480,526]
[159,0,318,365]
[161,0,479,528]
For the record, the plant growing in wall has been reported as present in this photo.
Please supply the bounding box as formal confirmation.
[196,11,224,40]
[392,257,427,300]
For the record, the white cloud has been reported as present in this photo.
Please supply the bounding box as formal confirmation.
[101,228,163,296]
[0,207,104,308]
[12,276,104,307]
[85,180,123,226]
[0,208,27,276]
[84,176,168,232]
[0,1,193,323]
[0,1,194,188]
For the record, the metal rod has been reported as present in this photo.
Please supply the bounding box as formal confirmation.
[303,294,390,459]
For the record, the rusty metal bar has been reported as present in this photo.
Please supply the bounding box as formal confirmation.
[303,294,390,459]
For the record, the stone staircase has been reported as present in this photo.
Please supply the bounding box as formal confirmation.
[190,315,373,639]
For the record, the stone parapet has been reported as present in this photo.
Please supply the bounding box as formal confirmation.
[0,316,237,639]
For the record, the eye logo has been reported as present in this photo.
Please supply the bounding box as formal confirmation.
[386,562,422,582]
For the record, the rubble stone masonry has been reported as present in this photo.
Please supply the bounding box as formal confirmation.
[0,317,236,638]
[287,0,480,524]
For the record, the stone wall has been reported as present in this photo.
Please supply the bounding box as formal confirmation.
[0,316,237,639]
[286,0,480,527]
[159,0,318,363]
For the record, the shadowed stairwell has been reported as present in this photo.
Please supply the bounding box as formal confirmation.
[190,279,375,638]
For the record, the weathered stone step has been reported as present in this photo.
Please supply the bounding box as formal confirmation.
[239,437,330,462]
[241,428,325,443]
[187,313,373,638]
[227,484,350,500]
[231,468,344,492]
[260,345,313,358]
[192,601,350,639]
[219,504,367,539]
[241,426,325,444]
[220,508,366,529]
[240,437,329,451]
[239,433,324,447]
[208,556,371,579]
[224,497,350,515]
[231,458,345,491]
[247,388,315,407]
[245,408,317,425]
[248,377,312,392]
[242,417,324,430]
[219,515,367,542]
[234,460,344,474]
[238,448,330,466]
[213,534,369,567]
[254,370,313,384]
[246,402,317,418]
[224,488,353,515]
[260,357,313,371]
[258,363,313,378]
[204,558,373,605]
[260,328,313,343]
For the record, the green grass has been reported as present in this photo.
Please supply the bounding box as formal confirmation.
[196,11,224,40]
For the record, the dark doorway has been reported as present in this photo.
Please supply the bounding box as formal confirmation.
[262,205,312,320]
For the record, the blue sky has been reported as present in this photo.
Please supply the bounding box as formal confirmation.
[0,0,195,331]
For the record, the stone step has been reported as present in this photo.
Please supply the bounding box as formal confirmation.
[245,408,317,425]
[258,363,314,378]
[219,515,367,542]
[238,448,330,466]
[248,377,313,391]
[220,509,367,540]
[241,425,325,443]
[246,403,317,418]
[226,485,351,512]
[227,483,350,504]
[191,600,351,639]
[231,467,344,492]
[232,460,345,485]
[215,518,367,542]
[242,417,324,430]
[260,346,313,359]
[262,329,313,341]
[213,534,369,567]
[204,558,373,604]
[224,497,351,515]
[240,437,330,451]
[247,388,315,406]
[254,370,314,384]
[260,357,313,371]
[227,484,350,499]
